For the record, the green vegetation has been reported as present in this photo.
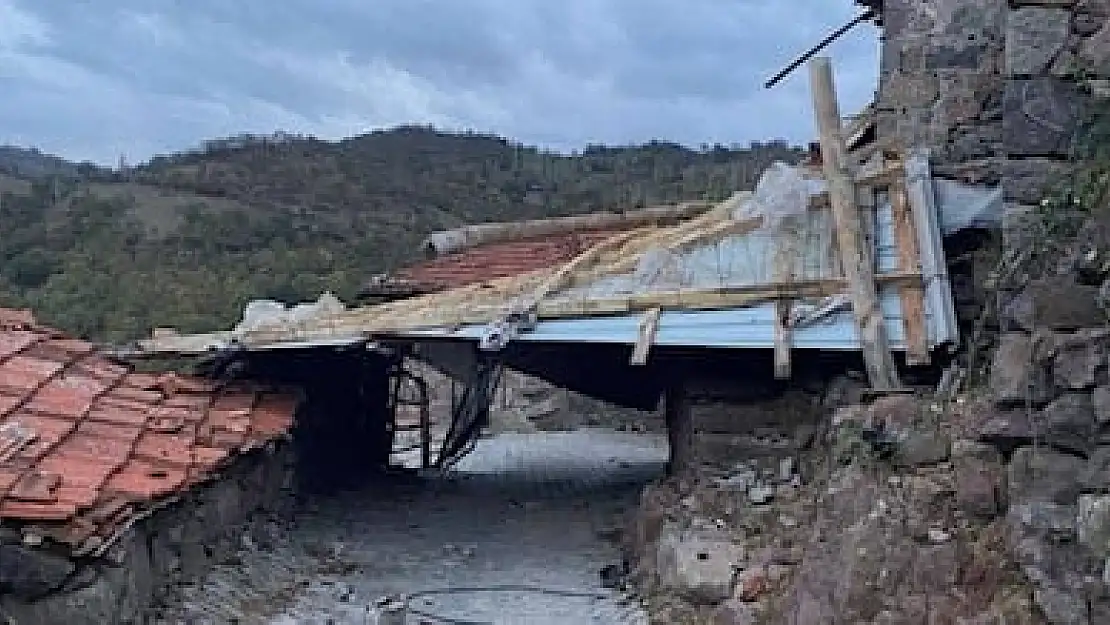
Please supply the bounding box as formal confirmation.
[0,127,801,343]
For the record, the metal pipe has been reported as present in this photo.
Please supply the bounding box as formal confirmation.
[764,10,875,89]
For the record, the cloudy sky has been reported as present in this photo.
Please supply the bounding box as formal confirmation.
[0,0,878,165]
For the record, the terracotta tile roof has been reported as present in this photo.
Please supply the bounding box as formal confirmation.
[397,229,623,291]
[0,308,298,554]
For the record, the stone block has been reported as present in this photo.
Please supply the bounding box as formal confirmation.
[0,543,75,599]
[978,407,1037,448]
[1011,501,1077,537]
[878,73,940,109]
[1095,386,1110,426]
[1003,78,1084,157]
[1080,21,1110,76]
[952,440,1006,518]
[1078,494,1110,556]
[1080,0,1110,21]
[1053,336,1107,390]
[1008,445,1086,504]
[928,39,990,69]
[1034,585,1090,625]
[894,430,951,468]
[1040,392,1097,455]
[1081,446,1110,491]
[990,332,1051,406]
[655,525,745,603]
[1074,10,1104,37]
[1027,277,1107,330]
[1006,7,1073,75]
[944,127,1000,163]
[1001,158,1072,203]
[911,543,959,590]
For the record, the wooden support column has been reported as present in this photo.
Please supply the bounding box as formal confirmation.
[809,57,901,390]
[773,301,792,380]
[772,233,795,380]
[630,307,662,366]
[663,379,694,475]
[890,182,930,366]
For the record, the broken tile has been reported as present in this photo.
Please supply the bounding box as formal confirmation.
[0,500,78,521]
[134,432,196,467]
[9,471,61,502]
[86,406,149,427]
[0,394,23,418]
[105,460,187,499]
[0,356,63,393]
[0,331,40,359]
[109,386,164,404]
[211,393,257,412]
[75,420,143,443]
[48,434,133,470]
[192,446,230,469]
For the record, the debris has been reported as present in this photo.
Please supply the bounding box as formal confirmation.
[747,484,775,505]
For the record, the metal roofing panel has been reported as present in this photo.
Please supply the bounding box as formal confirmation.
[396,287,926,351]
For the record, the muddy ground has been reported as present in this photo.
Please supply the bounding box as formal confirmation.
[148,429,667,624]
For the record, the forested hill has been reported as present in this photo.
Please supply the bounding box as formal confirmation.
[0,127,803,342]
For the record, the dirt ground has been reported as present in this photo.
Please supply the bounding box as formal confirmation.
[149,429,668,624]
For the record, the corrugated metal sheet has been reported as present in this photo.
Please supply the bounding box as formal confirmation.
[399,287,922,351]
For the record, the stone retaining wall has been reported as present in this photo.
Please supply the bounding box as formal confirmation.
[0,441,294,625]
[976,327,1110,622]
[878,0,1109,203]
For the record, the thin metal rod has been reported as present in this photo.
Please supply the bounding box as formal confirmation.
[764,10,875,89]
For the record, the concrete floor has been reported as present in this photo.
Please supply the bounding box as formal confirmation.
[152,429,667,624]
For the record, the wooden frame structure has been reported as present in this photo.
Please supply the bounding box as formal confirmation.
[136,60,947,395]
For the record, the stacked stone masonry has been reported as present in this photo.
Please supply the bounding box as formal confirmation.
[877,0,1110,204]
[975,327,1110,623]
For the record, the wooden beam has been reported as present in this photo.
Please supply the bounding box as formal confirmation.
[531,273,921,320]
[630,307,661,366]
[135,272,929,354]
[890,181,930,366]
[663,380,694,475]
[773,300,792,379]
[809,57,901,390]
[421,200,716,256]
[772,233,794,380]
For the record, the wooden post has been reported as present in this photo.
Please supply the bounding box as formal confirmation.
[772,231,795,380]
[809,57,901,390]
[890,182,930,365]
[630,307,662,366]
[663,380,694,475]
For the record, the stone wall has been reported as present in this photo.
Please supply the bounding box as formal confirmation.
[0,442,294,625]
[682,374,850,475]
[877,0,1109,203]
[972,327,1110,623]
[877,0,1007,185]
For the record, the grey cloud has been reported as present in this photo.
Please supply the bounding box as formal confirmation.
[0,0,879,164]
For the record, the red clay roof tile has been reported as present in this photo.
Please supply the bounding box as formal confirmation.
[396,229,624,291]
[0,308,300,556]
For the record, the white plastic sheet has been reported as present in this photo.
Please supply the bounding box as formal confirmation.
[733,161,825,230]
[234,291,346,333]
[556,162,835,299]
